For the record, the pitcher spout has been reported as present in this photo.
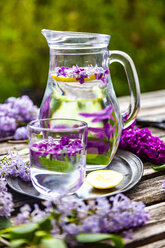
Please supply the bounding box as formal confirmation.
[41,29,110,49]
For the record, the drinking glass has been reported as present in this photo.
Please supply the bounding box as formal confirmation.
[28,118,88,198]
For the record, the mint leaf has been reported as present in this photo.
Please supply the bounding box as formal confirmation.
[0,217,11,230]
[76,233,124,248]
[39,157,73,172]
[38,217,52,232]
[41,237,68,248]
[151,163,165,171]
[9,239,27,248]
[87,154,109,165]
[10,223,38,240]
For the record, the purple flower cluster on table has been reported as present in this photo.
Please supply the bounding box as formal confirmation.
[0,152,30,217]
[0,95,38,139]
[16,193,149,244]
[119,121,165,165]
[54,65,109,84]
[0,177,14,217]
[14,126,28,140]
[31,136,83,157]
[0,152,30,181]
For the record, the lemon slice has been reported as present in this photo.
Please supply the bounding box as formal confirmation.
[87,170,123,189]
[51,74,96,82]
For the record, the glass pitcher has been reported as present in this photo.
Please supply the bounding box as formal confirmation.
[40,30,140,170]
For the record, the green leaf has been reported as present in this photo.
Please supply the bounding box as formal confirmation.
[39,157,73,172]
[151,163,165,171]
[76,233,124,248]
[41,237,68,248]
[10,223,38,240]
[38,217,52,232]
[87,154,109,165]
[9,239,27,248]
[0,217,11,230]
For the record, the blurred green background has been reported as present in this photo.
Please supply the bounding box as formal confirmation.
[0,0,165,105]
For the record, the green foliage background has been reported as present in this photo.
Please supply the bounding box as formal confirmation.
[0,0,165,105]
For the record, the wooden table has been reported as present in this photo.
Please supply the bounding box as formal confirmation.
[1,90,165,248]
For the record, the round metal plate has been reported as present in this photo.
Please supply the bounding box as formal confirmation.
[7,149,143,200]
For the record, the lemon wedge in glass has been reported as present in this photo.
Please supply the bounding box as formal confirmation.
[51,74,96,82]
[87,170,123,189]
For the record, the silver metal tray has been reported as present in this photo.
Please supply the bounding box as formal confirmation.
[7,149,143,200]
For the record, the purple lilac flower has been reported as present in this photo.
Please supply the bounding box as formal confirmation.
[119,121,165,164]
[0,152,30,181]
[100,194,149,233]
[31,136,83,158]
[12,95,38,123]
[0,190,14,217]
[0,116,17,137]
[0,177,7,192]
[4,95,38,123]
[162,180,165,190]
[14,126,28,140]
[16,204,32,225]
[54,65,109,84]
[0,95,38,139]
[79,105,115,123]
[39,95,51,119]
[8,152,30,181]
[15,193,149,244]
[123,229,133,239]
[16,204,46,225]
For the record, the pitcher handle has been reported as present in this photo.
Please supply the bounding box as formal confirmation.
[109,50,140,128]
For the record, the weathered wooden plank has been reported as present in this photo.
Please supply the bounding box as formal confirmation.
[139,239,165,248]
[0,142,28,155]
[125,221,165,247]
[118,90,165,118]
[125,174,165,205]
[147,201,165,224]
[118,90,165,104]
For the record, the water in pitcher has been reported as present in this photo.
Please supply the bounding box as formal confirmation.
[40,66,120,170]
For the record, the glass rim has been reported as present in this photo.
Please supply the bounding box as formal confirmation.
[28,118,88,132]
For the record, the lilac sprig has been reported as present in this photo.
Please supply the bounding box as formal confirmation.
[0,177,14,217]
[119,121,165,165]
[15,193,149,243]
[0,152,30,217]
[0,95,38,139]
[14,126,28,140]
[54,65,109,84]
[0,152,30,181]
